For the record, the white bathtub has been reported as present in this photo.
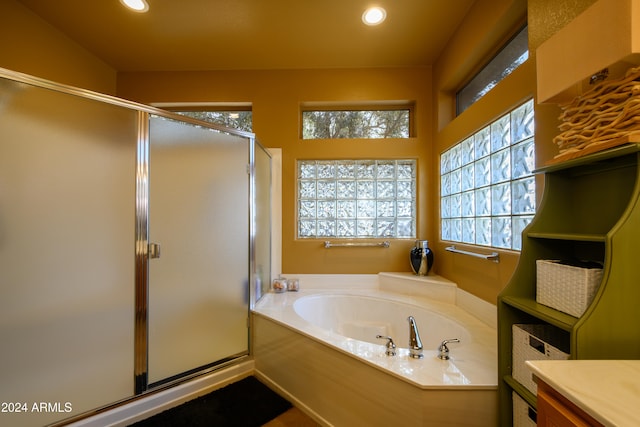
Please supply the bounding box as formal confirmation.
[252,272,497,426]
[293,293,471,349]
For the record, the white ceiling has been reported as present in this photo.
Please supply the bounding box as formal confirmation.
[17,0,475,72]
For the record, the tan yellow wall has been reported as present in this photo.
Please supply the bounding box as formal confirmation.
[0,0,116,94]
[117,68,433,274]
[0,0,603,304]
[431,0,598,303]
[431,0,529,303]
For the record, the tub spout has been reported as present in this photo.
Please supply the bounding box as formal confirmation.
[407,316,424,359]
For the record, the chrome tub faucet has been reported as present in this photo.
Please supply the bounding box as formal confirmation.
[407,316,424,359]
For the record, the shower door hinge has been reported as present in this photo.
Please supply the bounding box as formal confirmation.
[148,243,161,259]
[246,164,254,175]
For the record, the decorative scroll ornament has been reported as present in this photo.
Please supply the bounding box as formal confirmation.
[553,66,640,159]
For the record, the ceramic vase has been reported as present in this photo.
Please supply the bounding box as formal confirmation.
[410,240,434,276]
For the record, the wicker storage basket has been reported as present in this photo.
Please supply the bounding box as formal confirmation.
[513,392,536,427]
[536,259,603,317]
[512,324,570,395]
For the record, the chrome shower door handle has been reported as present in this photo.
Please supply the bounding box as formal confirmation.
[149,243,161,259]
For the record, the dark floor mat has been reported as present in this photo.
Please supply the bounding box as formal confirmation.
[129,376,292,427]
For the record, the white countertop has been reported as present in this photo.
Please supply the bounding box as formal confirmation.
[526,360,640,426]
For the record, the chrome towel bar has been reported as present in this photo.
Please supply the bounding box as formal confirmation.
[445,245,499,263]
[324,241,390,248]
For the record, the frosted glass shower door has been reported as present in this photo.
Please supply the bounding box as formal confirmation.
[0,77,136,427]
[147,116,250,384]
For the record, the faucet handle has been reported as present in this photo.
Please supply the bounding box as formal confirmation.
[376,335,397,356]
[437,338,460,360]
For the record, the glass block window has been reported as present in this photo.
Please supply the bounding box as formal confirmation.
[441,99,535,250]
[297,160,416,238]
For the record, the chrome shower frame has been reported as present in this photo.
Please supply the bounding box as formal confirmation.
[0,66,259,424]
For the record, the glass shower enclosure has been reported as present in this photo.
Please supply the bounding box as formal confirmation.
[145,115,251,386]
[0,68,264,426]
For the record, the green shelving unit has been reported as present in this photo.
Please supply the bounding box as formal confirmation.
[498,143,640,426]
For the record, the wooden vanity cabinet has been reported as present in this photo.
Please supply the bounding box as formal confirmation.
[536,380,603,427]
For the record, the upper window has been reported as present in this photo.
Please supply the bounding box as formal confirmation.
[174,110,253,133]
[457,25,529,115]
[440,99,535,251]
[301,107,412,139]
[297,160,416,239]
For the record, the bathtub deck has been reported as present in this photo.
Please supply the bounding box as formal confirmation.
[252,274,498,425]
[253,314,497,426]
[253,288,497,389]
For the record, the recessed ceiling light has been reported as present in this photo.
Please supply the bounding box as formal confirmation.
[120,0,149,13]
[362,7,386,26]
